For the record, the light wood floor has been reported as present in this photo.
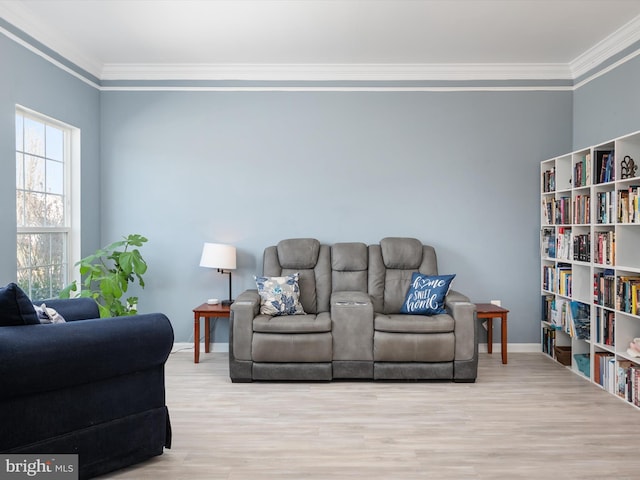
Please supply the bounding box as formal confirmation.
[102,352,640,480]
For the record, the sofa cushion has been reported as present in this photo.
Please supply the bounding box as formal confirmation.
[380,237,423,269]
[253,312,331,333]
[0,283,39,326]
[276,238,320,269]
[374,312,455,333]
[400,273,455,315]
[255,273,306,316]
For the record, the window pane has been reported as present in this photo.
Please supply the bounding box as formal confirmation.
[16,234,31,269]
[15,114,23,151]
[51,264,66,295]
[46,194,65,227]
[25,155,45,192]
[46,159,64,194]
[24,117,45,156]
[31,233,50,265]
[24,192,46,227]
[46,125,64,161]
[31,266,51,301]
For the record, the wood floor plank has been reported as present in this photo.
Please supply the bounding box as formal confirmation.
[101,352,640,479]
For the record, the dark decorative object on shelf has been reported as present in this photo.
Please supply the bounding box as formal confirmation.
[621,155,637,179]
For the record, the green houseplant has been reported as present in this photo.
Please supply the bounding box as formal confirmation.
[60,234,148,317]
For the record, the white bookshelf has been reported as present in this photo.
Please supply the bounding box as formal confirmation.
[540,130,640,406]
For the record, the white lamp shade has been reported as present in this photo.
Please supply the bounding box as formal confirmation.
[199,243,236,270]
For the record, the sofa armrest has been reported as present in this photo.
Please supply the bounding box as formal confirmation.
[0,313,174,401]
[230,289,260,361]
[445,294,477,362]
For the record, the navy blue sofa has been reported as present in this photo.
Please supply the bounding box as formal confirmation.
[0,296,174,479]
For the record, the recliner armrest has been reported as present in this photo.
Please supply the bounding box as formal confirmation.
[445,293,477,362]
[0,313,174,401]
[230,289,260,361]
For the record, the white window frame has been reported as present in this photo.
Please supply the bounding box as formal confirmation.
[16,105,81,299]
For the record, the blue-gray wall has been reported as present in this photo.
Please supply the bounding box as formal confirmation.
[99,89,571,344]
[0,31,101,286]
[573,45,640,149]
[4,21,640,347]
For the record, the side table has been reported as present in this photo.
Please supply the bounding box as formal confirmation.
[475,303,510,364]
[193,303,231,364]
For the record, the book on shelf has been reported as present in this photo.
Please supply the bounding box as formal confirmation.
[540,228,555,258]
[595,308,615,346]
[618,185,640,223]
[594,231,615,265]
[573,233,590,262]
[617,276,640,315]
[542,167,555,192]
[595,150,615,183]
[556,227,572,260]
[594,269,615,308]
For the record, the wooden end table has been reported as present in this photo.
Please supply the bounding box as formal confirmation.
[475,303,510,364]
[193,303,231,364]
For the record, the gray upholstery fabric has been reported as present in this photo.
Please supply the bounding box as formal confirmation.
[374,362,453,380]
[253,363,332,381]
[264,239,331,314]
[373,332,455,362]
[252,332,332,362]
[228,237,478,382]
[374,313,455,333]
[230,290,261,361]
[331,243,368,292]
[333,361,373,379]
[277,238,321,269]
[331,291,373,361]
[253,312,331,333]
[379,237,423,269]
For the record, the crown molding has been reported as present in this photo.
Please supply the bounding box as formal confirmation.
[570,14,640,79]
[0,0,102,78]
[100,62,573,82]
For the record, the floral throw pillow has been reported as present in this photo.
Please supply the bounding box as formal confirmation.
[255,273,306,316]
[400,273,456,315]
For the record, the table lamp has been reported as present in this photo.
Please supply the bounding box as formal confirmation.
[199,242,236,305]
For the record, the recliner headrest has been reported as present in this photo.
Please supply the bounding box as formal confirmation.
[379,237,423,269]
[276,238,321,269]
[332,243,368,271]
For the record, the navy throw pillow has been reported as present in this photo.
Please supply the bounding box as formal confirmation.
[0,282,39,326]
[400,273,456,315]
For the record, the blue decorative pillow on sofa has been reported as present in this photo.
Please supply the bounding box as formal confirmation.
[0,282,39,326]
[255,273,306,316]
[400,273,456,315]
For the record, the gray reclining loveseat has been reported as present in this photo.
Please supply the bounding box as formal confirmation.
[229,237,477,382]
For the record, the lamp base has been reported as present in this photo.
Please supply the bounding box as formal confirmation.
[221,299,234,306]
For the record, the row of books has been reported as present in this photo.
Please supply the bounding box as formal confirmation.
[542,167,555,193]
[595,308,615,346]
[543,186,639,224]
[595,351,616,392]
[594,269,616,308]
[542,196,572,225]
[540,227,591,262]
[573,153,592,188]
[617,361,640,406]
[618,186,640,223]
[541,323,559,357]
[557,265,572,297]
[594,230,615,265]
[548,298,590,339]
[595,150,615,184]
[596,191,615,224]
[572,194,590,224]
[617,276,640,315]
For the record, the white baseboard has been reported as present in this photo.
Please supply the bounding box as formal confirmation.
[172,342,539,355]
[172,342,229,353]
